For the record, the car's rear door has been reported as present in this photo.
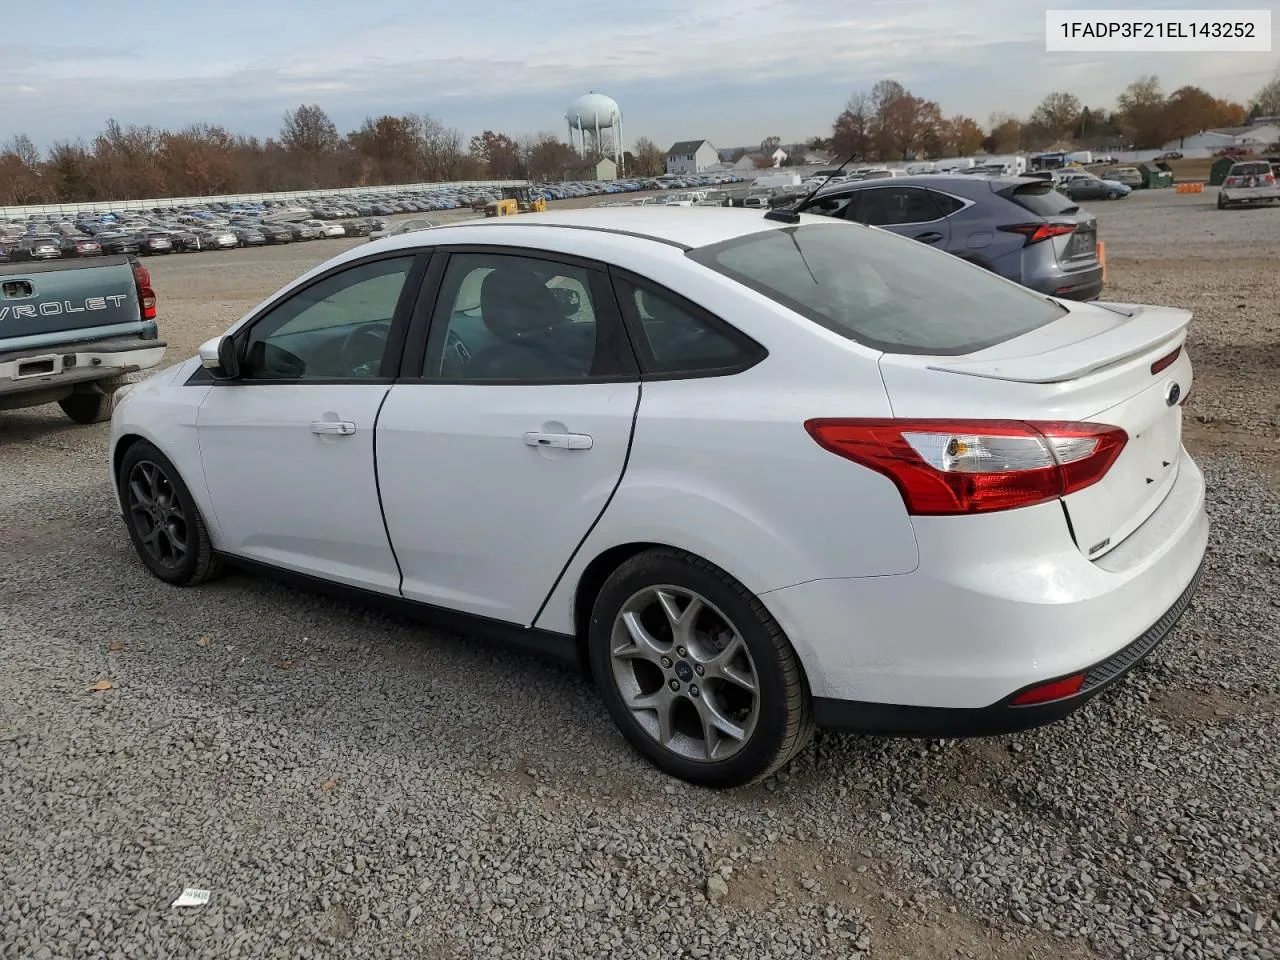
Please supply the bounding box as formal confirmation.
[850,186,952,248]
[375,247,640,626]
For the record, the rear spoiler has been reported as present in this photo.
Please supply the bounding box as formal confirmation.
[926,305,1192,384]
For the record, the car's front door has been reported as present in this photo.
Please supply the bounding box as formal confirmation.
[376,248,640,625]
[851,186,952,247]
[195,253,424,593]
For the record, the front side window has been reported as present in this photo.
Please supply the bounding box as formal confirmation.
[422,252,629,382]
[240,256,413,380]
[689,223,1065,356]
[801,192,856,220]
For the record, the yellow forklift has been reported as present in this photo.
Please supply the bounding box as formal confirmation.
[484,185,547,217]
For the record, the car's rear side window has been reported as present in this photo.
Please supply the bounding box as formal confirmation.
[689,223,1065,355]
[1001,182,1079,217]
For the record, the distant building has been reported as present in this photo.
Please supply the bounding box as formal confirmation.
[770,147,788,167]
[563,156,618,181]
[666,140,720,175]
[1161,123,1280,153]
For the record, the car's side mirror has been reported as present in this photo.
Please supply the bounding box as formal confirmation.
[198,335,240,380]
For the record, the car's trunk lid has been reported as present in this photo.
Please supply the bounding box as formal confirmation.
[997,179,1098,266]
[878,300,1193,559]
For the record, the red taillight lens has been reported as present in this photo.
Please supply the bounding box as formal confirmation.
[1150,345,1181,375]
[1224,176,1241,187]
[130,259,157,320]
[1010,672,1086,706]
[998,223,1076,245]
[1265,173,1276,185]
[804,419,1128,515]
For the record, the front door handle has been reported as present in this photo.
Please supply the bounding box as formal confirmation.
[311,420,356,436]
[914,231,944,244]
[524,431,592,450]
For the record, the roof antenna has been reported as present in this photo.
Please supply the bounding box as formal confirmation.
[764,155,853,224]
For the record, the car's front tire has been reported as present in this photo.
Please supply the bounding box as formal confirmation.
[588,548,813,788]
[118,441,223,586]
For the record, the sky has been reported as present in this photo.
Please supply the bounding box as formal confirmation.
[4,0,1279,151]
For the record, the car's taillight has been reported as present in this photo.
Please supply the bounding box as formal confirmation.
[1264,173,1276,185]
[998,223,1076,245]
[804,419,1128,515]
[1224,176,1241,187]
[130,258,157,320]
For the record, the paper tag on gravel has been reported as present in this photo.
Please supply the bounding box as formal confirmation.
[171,888,210,908]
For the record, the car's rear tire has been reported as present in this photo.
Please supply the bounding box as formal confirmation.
[588,548,813,788]
[1217,193,1229,210]
[118,440,223,586]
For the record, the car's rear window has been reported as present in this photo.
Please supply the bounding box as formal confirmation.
[688,223,1065,355]
[1232,162,1271,176]
[1002,182,1079,217]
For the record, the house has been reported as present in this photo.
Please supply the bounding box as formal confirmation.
[666,140,719,175]
[1161,124,1280,153]
[770,147,788,167]
[563,157,618,181]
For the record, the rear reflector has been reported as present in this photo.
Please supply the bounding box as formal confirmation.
[1150,345,1182,375]
[1010,673,1086,706]
[999,222,1076,245]
[804,419,1128,515]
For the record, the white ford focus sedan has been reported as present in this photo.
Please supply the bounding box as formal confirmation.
[109,207,1207,787]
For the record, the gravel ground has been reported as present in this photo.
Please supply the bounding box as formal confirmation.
[1,188,1277,960]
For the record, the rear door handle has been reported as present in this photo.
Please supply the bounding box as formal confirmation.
[311,420,356,436]
[524,431,593,450]
[914,231,944,244]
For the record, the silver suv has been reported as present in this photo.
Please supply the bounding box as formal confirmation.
[795,175,1104,301]
[1218,161,1280,209]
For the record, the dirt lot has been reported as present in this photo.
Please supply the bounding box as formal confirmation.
[1,188,1278,960]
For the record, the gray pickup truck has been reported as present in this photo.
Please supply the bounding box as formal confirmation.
[0,255,166,423]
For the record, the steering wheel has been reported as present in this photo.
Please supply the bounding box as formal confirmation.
[340,322,389,378]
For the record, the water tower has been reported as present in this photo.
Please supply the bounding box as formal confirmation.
[566,92,624,174]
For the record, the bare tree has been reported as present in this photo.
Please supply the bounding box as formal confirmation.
[1251,67,1280,117]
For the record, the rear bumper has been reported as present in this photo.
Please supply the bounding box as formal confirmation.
[812,556,1203,735]
[1221,186,1280,202]
[1026,263,1103,301]
[761,447,1208,726]
[0,338,166,397]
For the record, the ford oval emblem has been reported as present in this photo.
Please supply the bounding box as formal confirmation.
[1166,382,1181,407]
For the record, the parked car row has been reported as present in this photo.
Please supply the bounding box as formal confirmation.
[0,213,385,261]
[2,176,747,262]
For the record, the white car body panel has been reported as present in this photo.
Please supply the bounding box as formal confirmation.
[376,382,639,623]
[194,383,400,592]
[108,208,1209,731]
[761,448,1206,706]
[109,358,216,532]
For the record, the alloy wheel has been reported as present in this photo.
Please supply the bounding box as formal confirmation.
[609,585,760,762]
[126,460,189,571]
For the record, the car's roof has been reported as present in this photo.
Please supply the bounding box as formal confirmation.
[374,207,804,253]
[812,173,1030,197]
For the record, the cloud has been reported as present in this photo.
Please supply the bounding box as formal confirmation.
[8,0,1279,147]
